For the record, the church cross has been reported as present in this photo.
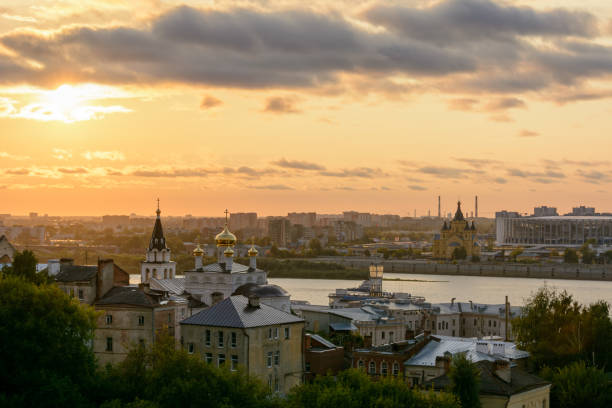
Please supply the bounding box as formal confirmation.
[224,209,229,223]
[157,198,160,210]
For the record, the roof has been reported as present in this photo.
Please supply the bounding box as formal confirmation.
[192,262,263,274]
[425,360,550,397]
[330,322,358,331]
[148,209,167,251]
[233,283,288,298]
[150,277,185,295]
[453,201,465,221]
[405,336,529,367]
[307,333,339,349]
[330,307,384,322]
[181,295,303,328]
[55,264,98,282]
[524,216,612,221]
[95,286,161,307]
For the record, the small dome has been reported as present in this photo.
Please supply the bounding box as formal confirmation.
[215,225,237,247]
[233,283,288,298]
[193,244,204,256]
[224,247,235,256]
[248,245,259,256]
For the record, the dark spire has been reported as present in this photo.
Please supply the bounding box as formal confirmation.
[453,201,465,221]
[442,221,449,230]
[471,221,476,230]
[149,202,167,251]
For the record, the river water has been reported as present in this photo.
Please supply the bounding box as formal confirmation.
[130,274,612,308]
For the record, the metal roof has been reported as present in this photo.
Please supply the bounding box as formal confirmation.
[95,286,161,308]
[190,262,264,274]
[308,334,338,349]
[180,295,303,328]
[150,278,185,294]
[55,264,98,282]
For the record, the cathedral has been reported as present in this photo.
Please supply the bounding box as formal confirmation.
[432,201,480,260]
[142,206,290,311]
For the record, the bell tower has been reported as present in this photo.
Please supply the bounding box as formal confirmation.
[140,200,176,283]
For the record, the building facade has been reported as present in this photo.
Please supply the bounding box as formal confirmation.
[140,205,176,283]
[433,201,480,259]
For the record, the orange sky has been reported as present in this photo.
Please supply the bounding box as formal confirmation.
[2,0,612,217]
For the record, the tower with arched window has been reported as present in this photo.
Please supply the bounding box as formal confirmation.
[140,202,176,283]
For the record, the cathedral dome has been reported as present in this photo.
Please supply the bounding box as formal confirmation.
[233,283,288,298]
[248,245,259,257]
[223,247,235,257]
[193,244,204,257]
[215,225,237,247]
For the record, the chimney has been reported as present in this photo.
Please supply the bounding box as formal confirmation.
[47,259,61,276]
[436,352,452,372]
[248,295,261,308]
[469,300,473,310]
[96,259,115,300]
[60,258,74,266]
[438,196,441,218]
[475,196,478,218]
[494,359,511,383]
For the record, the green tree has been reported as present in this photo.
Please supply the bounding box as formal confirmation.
[0,276,98,407]
[509,247,523,261]
[580,240,596,264]
[564,248,579,264]
[287,369,459,408]
[309,238,323,255]
[451,247,467,260]
[448,354,481,408]
[541,361,612,408]
[363,249,371,257]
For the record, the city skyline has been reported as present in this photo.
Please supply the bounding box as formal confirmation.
[2,0,612,215]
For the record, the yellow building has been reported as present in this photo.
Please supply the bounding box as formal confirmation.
[433,201,480,259]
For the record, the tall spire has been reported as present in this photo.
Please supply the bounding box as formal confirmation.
[453,201,465,221]
[149,201,167,251]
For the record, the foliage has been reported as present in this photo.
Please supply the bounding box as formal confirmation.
[0,275,98,407]
[327,332,364,352]
[93,334,281,408]
[563,249,579,264]
[513,287,612,369]
[540,361,612,408]
[286,369,459,408]
[509,247,523,261]
[470,255,480,263]
[451,247,467,260]
[448,354,481,408]
[580,240,596,264]
[1,250,50,284]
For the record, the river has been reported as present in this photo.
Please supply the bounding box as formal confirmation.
[130,274,612,307]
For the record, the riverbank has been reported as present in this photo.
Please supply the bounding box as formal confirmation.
[237,258,368,280]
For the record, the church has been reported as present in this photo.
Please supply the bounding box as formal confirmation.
[143,206,290,312]
[432,201,480,260]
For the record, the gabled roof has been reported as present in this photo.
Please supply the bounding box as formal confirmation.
[425,360,550,397]
[95,286,161,308]
[150,277,185,295]
[55,265,98,282]
[0,235,16,251]
[148,209,167,251]
[181,295,303,328]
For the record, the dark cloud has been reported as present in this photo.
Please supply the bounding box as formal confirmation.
[130,168,212,177]
[448,98,478,111]
[263,97,300,114]
[416,166,483,179]
[408,185,427,191]
[57,167,89,174]
[5,168,30,175]
[518,130,539,137]
[493,177,507,184]
[575,169,611,184]
[506,168,565,179]
[249,184,294,190]
[271,158,325,171]
[453,158,502,167]
[319,167,384,178]
[485,97,526,111]
[200,95,223,109]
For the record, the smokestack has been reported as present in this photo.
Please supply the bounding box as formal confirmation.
[505,295,509,341]
[475,196,479,218]
[438,196,441,218]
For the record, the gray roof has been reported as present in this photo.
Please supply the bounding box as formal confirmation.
[95,286,161,308]
[233,283,288,298]
[425,360,550,397]
[55,264,98,282]
[405,335,529,367]
[330,307,384,322]
[150,277,185,295]
[189,262,264,274]
[181,295,303,328]
[308,334,338,349]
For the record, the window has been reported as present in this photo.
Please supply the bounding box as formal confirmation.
[284,327,290,339]
[168,313,171,323]
[188,343,194,354]
[274,377,279,393]
[381,362,388,376]
[474,319,477,326]
[105,315,112,325]
[389,331,394,342]
[452,319,456,326]
[488,320,492,327]
[218,331,224,347]
[392,362,399,376]
[268,328,273,339]
[218,353,225,366]
[274,327,279,339]
[205,329,211,346]
[267,352,273,368]
[231,332,237,348]
[138,315,145,326]
[205,353,213,364]
[231,355,238,371]
[70,288,74,297]
[369,361,376,374]
[106,337,113,352]
[494,321,497,327]
[305,362,311,372]
[358,360,364,369]
[381,331,385,339]
[139,339,145,347]
[274,350,280,366]
[268,376,272,390]
[181,308,186,318]
[542,399,547,408]
[78,289,84,300]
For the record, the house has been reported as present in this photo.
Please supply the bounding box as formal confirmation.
[180,295,305,394]
[352,336,431,379]
[425,359,551,408]
[304,333,344,381]
[0,235,16,264]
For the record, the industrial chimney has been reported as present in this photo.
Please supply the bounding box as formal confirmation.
[438,196,441,218]
[475,196,479,218]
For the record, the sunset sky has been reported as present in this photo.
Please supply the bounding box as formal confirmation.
[2,0,612,217]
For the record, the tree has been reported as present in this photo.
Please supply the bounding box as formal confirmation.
[580,241,596,264]
[363,249,371,257]
[451,247,467,261]
[541,361,612,408]
[564,248,579,264]
[1,250,40,283]
[0,276,98,407]
[287,369,459,408]
[448,354,481,408]
[509,247,523,261]
[309,238,323,255]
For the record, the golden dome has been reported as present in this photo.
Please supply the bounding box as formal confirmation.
[193,244,204,257]
[248,245,259,256]
[223,247,235,257]
[215,225,237,247]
